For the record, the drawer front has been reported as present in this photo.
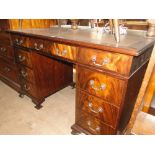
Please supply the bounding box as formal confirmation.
[0,59,18,83]
[11,34,29,47]
[77,66,126,106]
[52,43,77,61]
[29,37,52,53]
[15,49,32,68]
[77,90,119,128]
[0,44,14,60]
[21,80,38,97]
[0,32,11,45]
[18,65,35,83]
[78,47,132,76]
[76,111,116,135]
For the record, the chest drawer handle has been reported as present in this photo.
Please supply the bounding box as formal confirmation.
[34,43,44,51]
[0,47,7,53]
[24,84,30,91]
[89,80,106,91]
[87,121,100,132]
[15,39,23,45]
[56,48,67,56]
[18,55,26,62]
[88,102,103,114]
[91,56,110,66]
[4,67,11,73]
[21,70,27,78]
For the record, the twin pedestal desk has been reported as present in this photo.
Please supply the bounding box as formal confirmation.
[8,27,155,135]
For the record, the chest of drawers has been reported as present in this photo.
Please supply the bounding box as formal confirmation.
[0,31,20,91]
[9,28,155,134]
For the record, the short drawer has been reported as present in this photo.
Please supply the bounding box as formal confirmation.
[52,43,77,61]
[78,47,132,76]
[0,44,14,60]
[21,80,38,97]
[76,111,116,135]
[77,90,119,128]
[15,49,32,68]
[77,66,126,107]
[11,34,29,47]
[18,65,35,83]
[0,59,18,83]
[29,37,52,53]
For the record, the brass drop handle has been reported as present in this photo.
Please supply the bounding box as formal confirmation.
[88,102,103,114]
[24,84,30,91]
[18,55,26,62]
[56,48,67,56]
[15,38,23,45]
[0,47,7,53]
[4,67,11,72]
[34,43,44,51]
[91,55,110,66]
[89,80,106,91]
[21,70,27,78]
[87,121,100,132]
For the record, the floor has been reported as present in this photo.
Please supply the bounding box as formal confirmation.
[131,111,155,135]
[0,80,75,135]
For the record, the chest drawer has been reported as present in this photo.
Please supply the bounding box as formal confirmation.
[77,66,126,106]
[0,32,11,45]
[21,79,38,97]
[78,47,132,76]
[0,59,18,83]
[76,111,116,135]
[18,65,35,83]
[52,43,77,61]
[29,37,52,53]
[11,34,29,47]
[0,44,14,60]
[77,90,119,128]
[15,49,32,68]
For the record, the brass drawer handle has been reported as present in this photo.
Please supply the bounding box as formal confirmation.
[0,47,7,53]
[87,120,100,132]
[91,55,110,67]
[24,84,30,91]
[18,55,26,62]
[88,102,103,114]
[56,48,67,56]
[15,38,23,45]
[34,43,44,51]
[21,70,27,78]
[89,80,106,91]
[4,67,11,73]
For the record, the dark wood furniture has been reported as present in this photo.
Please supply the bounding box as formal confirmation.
[7,27,155,135]
[0,20,20,92]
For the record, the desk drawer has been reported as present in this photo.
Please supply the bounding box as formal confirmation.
[77,90,119,128]
[52,43,77,61]
[0,44,14,60]
[18,65,35,83]
[76,111,116,135]
[77,66,125,106]
[21,80,38,97]
[0,59,18,83]
[29,37,52,53]
[11,34,29,47]
[78,47,132,76]
[16,49,32,68]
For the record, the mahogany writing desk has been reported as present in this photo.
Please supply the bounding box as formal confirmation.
[8,27,155,135]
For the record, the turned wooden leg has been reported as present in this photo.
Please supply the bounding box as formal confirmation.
[32,98,45,110]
